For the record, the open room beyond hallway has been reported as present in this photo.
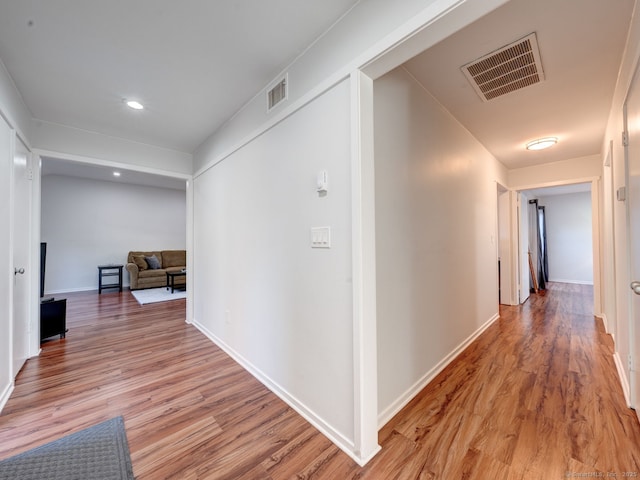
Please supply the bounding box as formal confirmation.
[0,284,639,479]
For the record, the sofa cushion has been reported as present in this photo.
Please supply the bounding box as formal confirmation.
[145,255,162,269]
[139,269,166,278]
[132,255,148,271]
[163,250,186,268]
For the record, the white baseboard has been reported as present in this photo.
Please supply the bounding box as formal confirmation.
[44,283,132,295]
[44,286,95,295]
[613,351,631,407]
[190,318,371,466]
[548,279,594,286]
[0,380,15,413]
[377,312,500,428]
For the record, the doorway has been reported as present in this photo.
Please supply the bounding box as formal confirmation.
[518,183,594,301]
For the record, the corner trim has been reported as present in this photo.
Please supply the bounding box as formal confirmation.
[0,380,15,413]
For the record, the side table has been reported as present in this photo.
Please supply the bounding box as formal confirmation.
[166,270,186,293]
[98,264,123,294]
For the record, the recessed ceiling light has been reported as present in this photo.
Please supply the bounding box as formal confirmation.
[113,171,121,177]
[526,137,557,151]
[126,100,144,110]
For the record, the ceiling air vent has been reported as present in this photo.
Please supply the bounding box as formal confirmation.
[461,33,544,102]
[267,75,287,111]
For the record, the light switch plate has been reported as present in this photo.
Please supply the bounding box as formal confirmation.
[311,226,331,248]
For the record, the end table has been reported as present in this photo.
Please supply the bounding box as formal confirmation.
[98,264,123,294]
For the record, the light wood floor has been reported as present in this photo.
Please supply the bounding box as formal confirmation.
[1,283,639,479]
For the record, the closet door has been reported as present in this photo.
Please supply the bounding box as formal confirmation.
[0,116,13,398]
[12,137,31,376]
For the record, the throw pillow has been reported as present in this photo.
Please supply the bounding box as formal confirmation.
[133,255,148,271]
[145,255,161,270]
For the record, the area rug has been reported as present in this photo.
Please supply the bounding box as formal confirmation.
[0,416,134,480]
[131,287,187,305]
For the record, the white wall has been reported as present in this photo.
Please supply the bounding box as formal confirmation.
[508,154,601,189]
[600,1,640,403]
[537,192,593,284]
[373,67,507,424]
[32,120,192,176]
[41,175,186,293]
[193,80,356,454]
[0,60,31,142]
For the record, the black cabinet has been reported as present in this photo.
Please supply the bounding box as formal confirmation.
[40,298,67,341]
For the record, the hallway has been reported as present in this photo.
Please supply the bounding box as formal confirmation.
[0,283,638,478]
[365,282,640,478]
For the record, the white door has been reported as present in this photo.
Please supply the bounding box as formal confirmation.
[12,139,30,377]
[498,188,514,305]
[0,117,13,396]
[518,192,530,304]
[624,63,640,409]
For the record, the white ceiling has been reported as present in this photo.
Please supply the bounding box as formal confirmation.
[0,0,359,153]
[0,0,635,185]
[403,0,634,169]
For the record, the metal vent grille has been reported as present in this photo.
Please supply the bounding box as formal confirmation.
[267,76,287,111]
[462,33,544,102]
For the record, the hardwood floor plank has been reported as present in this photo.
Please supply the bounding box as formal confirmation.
[1,283,639,478]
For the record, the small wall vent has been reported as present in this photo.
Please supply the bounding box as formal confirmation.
[461,33,544,102]
[267,75,288,111]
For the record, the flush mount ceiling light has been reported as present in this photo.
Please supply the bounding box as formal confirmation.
[126,100,144,110]
[526,137,557,151]
[113,171,121,177]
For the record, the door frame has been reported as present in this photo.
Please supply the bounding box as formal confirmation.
[510,178,602,312]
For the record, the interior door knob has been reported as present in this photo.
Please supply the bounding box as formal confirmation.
[14,267,24,275]
[632,281,640,295]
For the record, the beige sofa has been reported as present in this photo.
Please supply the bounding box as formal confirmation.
[126,250,186,290]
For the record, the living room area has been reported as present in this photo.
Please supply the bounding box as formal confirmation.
[40,157,188,303]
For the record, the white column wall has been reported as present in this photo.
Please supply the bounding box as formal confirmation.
[373,67,507,424]
[192,80,358,458]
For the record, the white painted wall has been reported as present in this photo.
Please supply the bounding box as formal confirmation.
[32,120,192,176]
[508,155,601,189]
[537,192,593,284]
[0,60,31,142]
[193,80,356,454]
[600,2,640,403]
[373,67,506,424]
[41,175,186,293]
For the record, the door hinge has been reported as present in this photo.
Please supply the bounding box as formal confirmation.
[623,130,629,147]
[27,168,33,180]
[629,354,633,371]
